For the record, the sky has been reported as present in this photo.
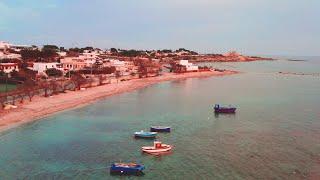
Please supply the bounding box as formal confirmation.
[0,0,319,56]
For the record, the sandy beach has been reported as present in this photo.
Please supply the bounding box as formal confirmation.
[0,71,237,133]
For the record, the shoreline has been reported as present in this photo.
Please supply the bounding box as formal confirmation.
[0,71,237,133]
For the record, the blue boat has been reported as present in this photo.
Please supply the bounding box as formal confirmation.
[134,130,157,138]
[150,126,171,132]
[110,163,145,176]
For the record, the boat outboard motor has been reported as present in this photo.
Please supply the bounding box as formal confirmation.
[154,141,162,148]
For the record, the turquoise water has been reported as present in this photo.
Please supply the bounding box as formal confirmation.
[0,58,320,179]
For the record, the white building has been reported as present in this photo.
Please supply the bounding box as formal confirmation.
[108,59,127,72]
[179,60,198,72]
[0,41,31,52]
[57,51,67,57]
[102,59,138,74]
[81,50,101,60]
[31,62,63,74]
[0,41,11,50]
[0,51,4,59]
[0,52,21,60]
[109,59,125,66]
[60,57,96,71]
[0,63,19,73]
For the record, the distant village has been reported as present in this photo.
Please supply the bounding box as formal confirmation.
[0,41,211,79]
[0,40,269,109]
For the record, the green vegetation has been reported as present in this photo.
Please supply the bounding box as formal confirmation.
[45,68,63,77]
[119,49,146,57]
[20,45,59,62]
[0,84,17,92]
[110,48,118,53]
[43,45,59,51]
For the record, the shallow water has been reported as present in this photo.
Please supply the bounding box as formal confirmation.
[0,58,319,179]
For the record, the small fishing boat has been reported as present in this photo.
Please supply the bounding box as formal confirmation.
[214,104,236,113]
[150,126,171,132]
[142,141,173,154]
[134,130,157,138]
[110,162,145,176]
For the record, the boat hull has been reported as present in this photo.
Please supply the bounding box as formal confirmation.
[134,133,157,139]
[214,107,236,114]
[141,145,172,154]
[110,163,145,176]
[150,126,171,132]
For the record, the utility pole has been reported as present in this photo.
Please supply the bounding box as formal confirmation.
[91,63,93,75]
[5,73,8,103]
[5,73,8,93]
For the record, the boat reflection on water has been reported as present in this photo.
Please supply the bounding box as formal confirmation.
[214,112,236,118]
[142,150,173,157]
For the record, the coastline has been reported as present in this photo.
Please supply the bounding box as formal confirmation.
[0,71,237,133]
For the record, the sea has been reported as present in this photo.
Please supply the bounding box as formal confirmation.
[0,56,319,179]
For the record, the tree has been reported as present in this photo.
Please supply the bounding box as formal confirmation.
[21,46,59,62]
[110,48,118,53]
[43,45,59,51]
[23,78,37,101]
[83,46,94,51]
[71,73,87,90]
[38,81,51,97]
[20,49,41,61]
[101,66,116,74]
[55,78,73,93]
[59,47,66,52]
[45,68,63,77]
[67,50,80,57]
[87,78,95,88]
[0,71,6,77]
[69,47,83,53]
[115,71,121,83]
[11,68,37,81]
[0,93,6,110]
[119,50,145,57]
[135,58,161,78]
[8,91,19,105]
[65,71,76,78]
[0,58,19,63]
[51,80,62,95]
[161,49,172,53]
[16,88,26,104]
[25,86,37,101]
[41,48,58,61]
[98,75,107,86]
[138,64,147,78]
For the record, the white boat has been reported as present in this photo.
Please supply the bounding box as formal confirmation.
[141,141,172,154]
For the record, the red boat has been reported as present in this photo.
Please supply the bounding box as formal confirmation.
[214,104,236,113]
[141,141,172,154]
